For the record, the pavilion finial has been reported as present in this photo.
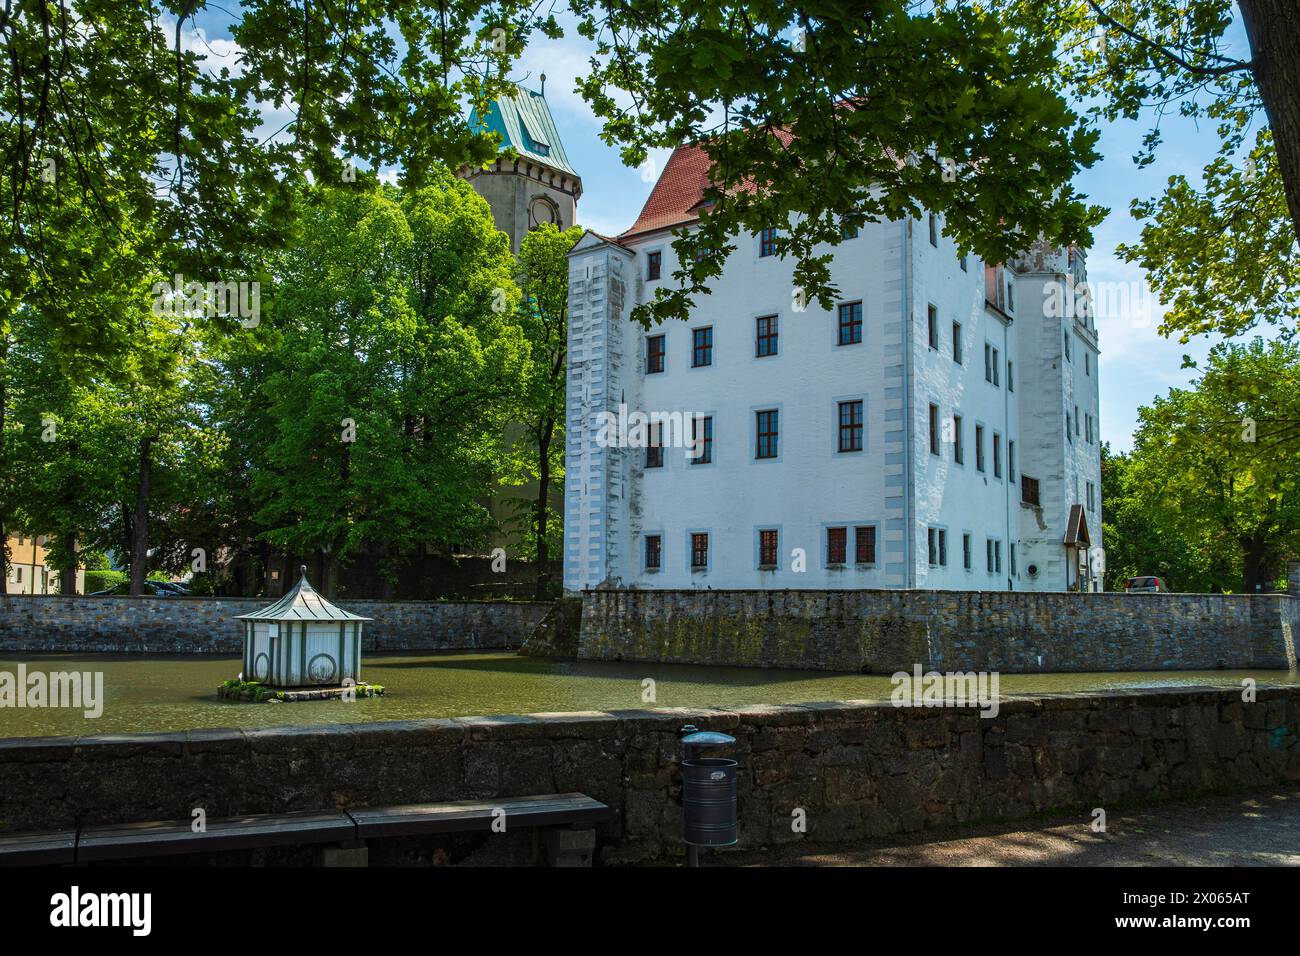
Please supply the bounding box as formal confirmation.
[300,564,308,581]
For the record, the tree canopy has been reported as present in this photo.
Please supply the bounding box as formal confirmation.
[1113,338,1300,591]
[571,0,1104,327]
[985,0,1300,342]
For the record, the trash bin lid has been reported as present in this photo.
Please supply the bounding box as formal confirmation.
[681,730,736,747]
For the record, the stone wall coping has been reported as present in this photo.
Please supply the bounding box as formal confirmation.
[0,595,555,608]
[584,587,1293,602]
[3,683,1293,759]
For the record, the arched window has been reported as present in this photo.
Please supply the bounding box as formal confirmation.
[528,195,560,230]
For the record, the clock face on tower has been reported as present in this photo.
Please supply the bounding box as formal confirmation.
[528,195,559,230]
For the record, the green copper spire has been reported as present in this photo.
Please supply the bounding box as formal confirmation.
[468,85,578,178]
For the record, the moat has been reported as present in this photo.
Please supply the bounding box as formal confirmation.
[2,650,1297,738]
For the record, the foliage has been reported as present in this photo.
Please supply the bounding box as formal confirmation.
[0,0,555,372]
[84,570,128,593]
[1119,338,1300,591]
[1100,443,1226,592]
[80,551,111,571]
[3,285,211,592]
[245,177,529,591]
[504,224,582,580]
[983,0,1299,342]
[570,0,1104,328]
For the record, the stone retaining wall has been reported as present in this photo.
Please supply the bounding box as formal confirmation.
[0,596,551,654]
[579,589,1300,673]
[2,685,1298,863]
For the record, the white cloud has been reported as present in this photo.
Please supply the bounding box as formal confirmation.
[513,33,603,126]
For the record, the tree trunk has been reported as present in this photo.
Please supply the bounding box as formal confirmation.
[1240,0,1300,245]
[322,549,339,599]
[380,541,395,599]
[59,533,77,595]
[129,436,154,596]
[534,417,555,601]
[120,503,132,575]
[1242,536,1269,593]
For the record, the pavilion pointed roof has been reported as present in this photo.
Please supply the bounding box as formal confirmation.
[236,566,370,622]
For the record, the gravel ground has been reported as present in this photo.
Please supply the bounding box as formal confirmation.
[709,788,1300,866]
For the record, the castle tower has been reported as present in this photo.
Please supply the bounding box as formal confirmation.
[464,81,581,252]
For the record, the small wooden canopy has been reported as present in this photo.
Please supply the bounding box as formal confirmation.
[1063,505,1091,548]
[235,566,370,623]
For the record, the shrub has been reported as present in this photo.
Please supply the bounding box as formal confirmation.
[83,570,127,593]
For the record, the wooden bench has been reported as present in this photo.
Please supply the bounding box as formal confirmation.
[76,810,356,863]
[0,830,78,866]
[0,793,611,867]
[350,794,611,866]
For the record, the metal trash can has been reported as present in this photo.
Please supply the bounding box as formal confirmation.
[680,724,737,862]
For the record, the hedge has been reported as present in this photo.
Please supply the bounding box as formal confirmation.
[83,570,127,593]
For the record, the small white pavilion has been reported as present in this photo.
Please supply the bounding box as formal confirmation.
[235,566,370,687]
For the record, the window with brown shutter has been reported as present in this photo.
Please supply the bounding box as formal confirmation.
[854,525,876,565]
[647,335,665,374]
[756,409,779,459]
[645,535,661,570]
[759,529,779,568]
[690,415,713,465]
[692,327,713,367]
[837,301,862,345]
[691,533,709,569]
[756,315,779,357]
[838,400,863,452]
[827,527,847,564]
[645,423,664,468]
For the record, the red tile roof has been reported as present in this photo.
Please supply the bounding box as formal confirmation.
[618,127,810,241]
[619,144,716,240]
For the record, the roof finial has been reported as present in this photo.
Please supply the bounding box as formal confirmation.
[300,564,308,581]
[540,73,546,96]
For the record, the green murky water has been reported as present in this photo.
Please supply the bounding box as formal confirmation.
[1,651,1296,739]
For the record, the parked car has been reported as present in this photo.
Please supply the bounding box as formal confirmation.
[1125,576,1168,593]
[89,581,179,596]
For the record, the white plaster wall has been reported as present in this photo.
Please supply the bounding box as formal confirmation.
[608,218,903,589]
[564,220,1100,593]
[1011,246,1104,591]
[909,221,1020,590]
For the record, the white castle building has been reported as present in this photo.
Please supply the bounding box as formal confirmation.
[560,143,1103,594]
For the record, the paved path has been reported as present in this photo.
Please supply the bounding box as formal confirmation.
[719,788,1300,866]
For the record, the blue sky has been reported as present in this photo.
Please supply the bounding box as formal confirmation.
[187,7,1255,453]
